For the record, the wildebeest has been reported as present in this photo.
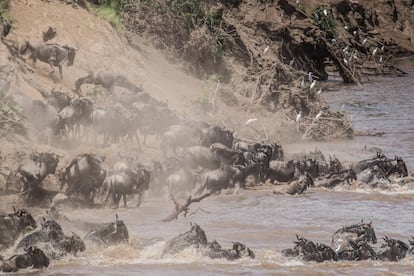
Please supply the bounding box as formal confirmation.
[210,143,245,166]
[84,215,129,245]
[104,168,150,208]
[167,167,197,200]
[163,224,208,256]
[331,221,377,260]
[55,97,94,138]
[282,235,337,262]
[317,169,357,189]
[90,105,142,148]
[160,124,201,156]
[17,152,60,205]
[75,70,142,94]
[207,241,255,260]
[184,146,220,170]
[285,172,314,195]
[0,246,49,272]
[267,160,300,183]
[17,218,64,251]
[200,125,233,148]
[377,236,409,261]
[16,217,85,260]
[193,164,235,196]
[47,90,71,112]
[20,41,76,80]
[60,153,106,204]
[0,208,37,251]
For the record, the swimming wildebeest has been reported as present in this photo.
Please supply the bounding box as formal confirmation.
[331,220,377,261]
[0,246,49,273]
[377,236,409,261]
[163,224,255,260]
[282,235,337,262]
[16,218,85,260]
[207,241,255,260]
[84,214,129,245]
[0,208,37,251]
[20,41,77,80]
[163,224,208,256]
[104,167,150,208]
[17,218,64,251]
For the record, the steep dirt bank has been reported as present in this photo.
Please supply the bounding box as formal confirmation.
[0,0,412,192]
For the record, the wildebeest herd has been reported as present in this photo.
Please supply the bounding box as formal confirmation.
[283,220,414,262]
[0,38,411,273]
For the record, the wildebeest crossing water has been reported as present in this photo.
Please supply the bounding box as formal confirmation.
[1,77,414,274]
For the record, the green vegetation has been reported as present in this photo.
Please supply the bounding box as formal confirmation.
[143,0,227,58]
[0,91,26,136]
[195,91,211,111]
[0,0,12,32]
[86,85,109,101]
[90,0,135,31]
[312,4,337,37]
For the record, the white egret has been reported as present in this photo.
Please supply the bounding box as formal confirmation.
[289,58,295,66]
[381,45,385,52]
[342,45,349,52]
[263,45,270,55]
[314,13,319,20]
[379,55,383,63]
[300,78,305,88]
[323,9,328,16]
[343,58,348,65]
[315,111,322,121]
[296,111,302,123]
[331,38,337,43]
[353,30,357,36]
[362,38,368,45]
[245,118,258,126]
[344,25,349,31]
[317,89,322,95]
[372,47,378,56]
[310,80,316,90]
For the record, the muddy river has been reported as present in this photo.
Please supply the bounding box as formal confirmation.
[3,73,414,275]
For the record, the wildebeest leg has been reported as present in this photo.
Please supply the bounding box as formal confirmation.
[123,194,127,207]
[136,193,143,207]
[114,193,121,208]
[58,64,63,80]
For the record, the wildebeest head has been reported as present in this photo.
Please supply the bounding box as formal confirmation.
[10,207,37,232]
[63,46,76,66]
[41,218,64,241]
[393,157,408,177]
[187,223,208,246]
[378,236,409,261]
[59,233,86,255]
[232,242,255,259]
[23,246,50,269]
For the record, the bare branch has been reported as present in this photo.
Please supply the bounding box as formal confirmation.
[162,192,211,222]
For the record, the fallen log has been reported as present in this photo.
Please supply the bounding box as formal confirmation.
[162,193,211,222]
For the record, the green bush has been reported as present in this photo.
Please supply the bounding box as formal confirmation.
[312,4,336,37]
[0,91,26,136]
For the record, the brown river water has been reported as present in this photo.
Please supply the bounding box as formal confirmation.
[2,72,414,275]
